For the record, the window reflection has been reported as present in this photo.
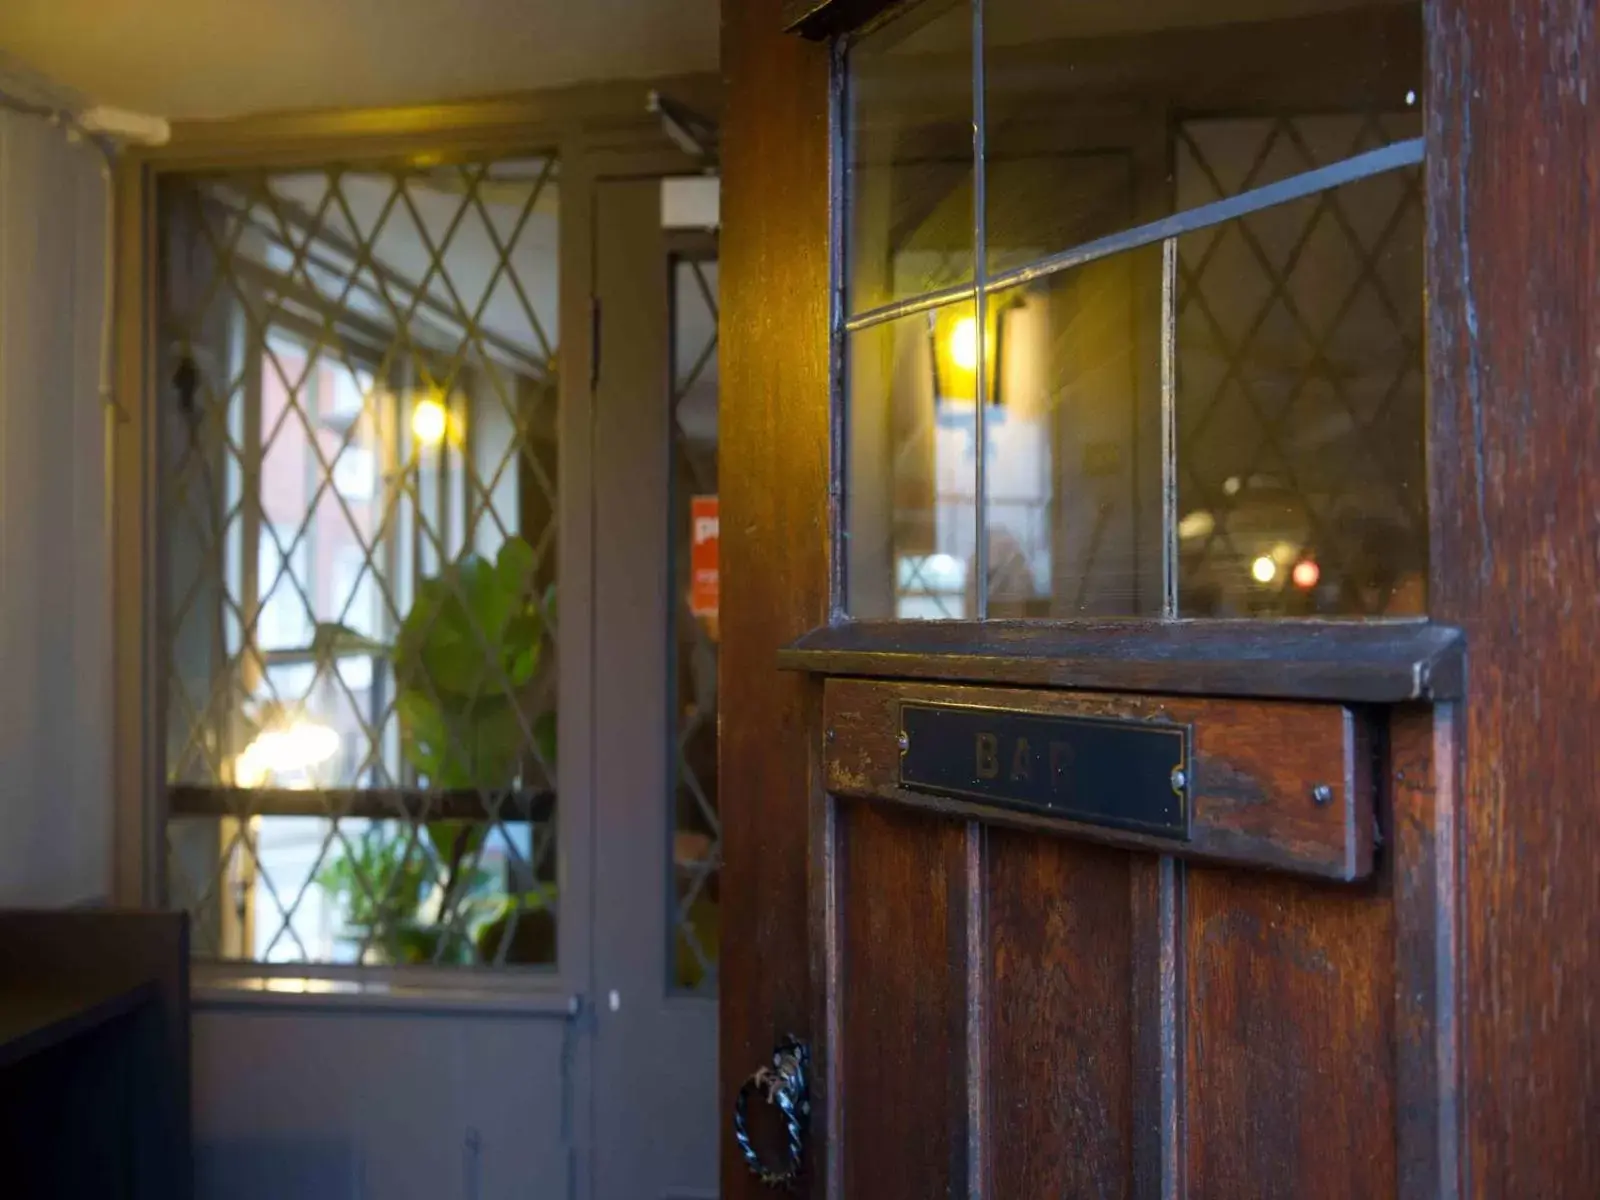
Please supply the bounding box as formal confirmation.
[982,0,1423,275]
[843,0,1426,621]
[846,300,979,619]
[981,254,1164,618]
[847,0,974,313]
[1176,164,1425,616]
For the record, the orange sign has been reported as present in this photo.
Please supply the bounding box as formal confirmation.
[690,495,719,618]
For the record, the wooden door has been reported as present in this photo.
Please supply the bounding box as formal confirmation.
[718,1,1600,1199]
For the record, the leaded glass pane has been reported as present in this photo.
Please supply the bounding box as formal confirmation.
[846,298,980,618]
[160,157,561,968]
[980,249,1164,618]
[843,0,1426,622]
[1176,163,1425,616]
[669,255,720,993]
[846,0,974,314]
[982,0,1423,276]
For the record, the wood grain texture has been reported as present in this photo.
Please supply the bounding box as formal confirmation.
[783,619,1465,703]
[719,0,833,1195]
[838,801,970,1200]
[825,679,1375,880]
[1131,857,1183,1200]
[1184,866,1396,1199]
[1426,0,1600,1193]
[1391,704,1463,1197]
[987,828,1134,1199]
[811,790,844,1200]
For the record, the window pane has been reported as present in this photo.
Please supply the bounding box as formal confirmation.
[847,299,979,618]
[981,247,1165,618]
[1176,165,1424,616]
[982,0,1422,276]
[669,254,720,993]
[847,0,974,313]
[255,523,314,650]
[160,156,562,968]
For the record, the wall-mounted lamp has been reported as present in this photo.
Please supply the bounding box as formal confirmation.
[411,397,449,447]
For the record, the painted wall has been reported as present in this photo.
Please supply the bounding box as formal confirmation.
[192,1002,574,1199]
[0,104,112,906]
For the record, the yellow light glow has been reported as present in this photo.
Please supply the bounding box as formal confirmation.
[950,316,979,372]
[1177,510,1215,541]
[1250,555,1278,584]
[412,397,448,447]
[235,720,340,788]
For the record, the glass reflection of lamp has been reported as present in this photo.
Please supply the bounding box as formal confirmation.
[932,297,1025,410]
[235,719,340,789]
[950,316,980,373]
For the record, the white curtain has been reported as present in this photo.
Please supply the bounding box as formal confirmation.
[0,102,112,904]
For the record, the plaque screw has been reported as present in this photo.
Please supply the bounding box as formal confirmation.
[1312,784,1334,806]
[1170,766,1188,792]
[897,731,910,752]
[825,728,835,745]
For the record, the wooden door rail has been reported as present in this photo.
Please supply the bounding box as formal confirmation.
[781,618,1464,704]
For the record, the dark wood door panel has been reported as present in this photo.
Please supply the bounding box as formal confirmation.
[825,679,1375,881]
[987,828,1135,1198]
[825,711,1450,1200]
[838,800,971,1199]
[1184,866,1397,1199]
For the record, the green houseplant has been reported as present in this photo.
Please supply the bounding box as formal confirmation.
[315,535,557,965]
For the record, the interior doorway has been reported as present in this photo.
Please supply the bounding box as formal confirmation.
[144,102,722,1196]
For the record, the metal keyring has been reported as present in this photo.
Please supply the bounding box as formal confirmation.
[733,1037,809,1189]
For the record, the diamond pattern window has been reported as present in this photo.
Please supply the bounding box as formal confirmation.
[161,157,561,969]
[670,253,720,993]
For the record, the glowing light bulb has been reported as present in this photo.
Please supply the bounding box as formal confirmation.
[235,720,340,788]
[1293,559,1321,589]
[1250,555,1278,584]
[950,316,979,372]
[412,397,448,447]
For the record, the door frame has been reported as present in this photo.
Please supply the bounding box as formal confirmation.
[589,175,722,1200]
[720,0,1600,1196]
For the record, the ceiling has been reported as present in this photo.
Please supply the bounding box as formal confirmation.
[0,0,719,120]
[890,0,1409,53]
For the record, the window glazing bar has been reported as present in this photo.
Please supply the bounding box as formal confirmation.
[971,0,988,621]
[1160,237,1178,619]
[844,137,1423,334]
[844,278,979,332]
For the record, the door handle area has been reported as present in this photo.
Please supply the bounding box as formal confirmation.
[733,1036,809,1189]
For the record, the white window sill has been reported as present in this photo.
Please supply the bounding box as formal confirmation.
[191,969,581,1017]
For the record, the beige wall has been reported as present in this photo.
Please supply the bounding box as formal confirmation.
[0,103,112,904]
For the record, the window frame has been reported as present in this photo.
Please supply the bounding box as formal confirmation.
[125,131,588,999]
[828,0,1432,629]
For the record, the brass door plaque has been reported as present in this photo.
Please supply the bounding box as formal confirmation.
[898,703,1191,839]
